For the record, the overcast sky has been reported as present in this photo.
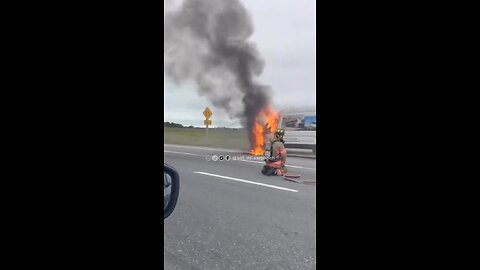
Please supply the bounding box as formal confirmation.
[164,0,316,127]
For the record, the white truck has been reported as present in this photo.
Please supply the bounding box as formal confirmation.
[278,110,316,155]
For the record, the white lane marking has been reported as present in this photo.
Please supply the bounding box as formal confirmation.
[283,164,315,170]
[164,150,203,156]
[235,159,264,164]
[164,144,240,153]
[164,150,316,171]
[193,171,299,193]
[165,144,316,157]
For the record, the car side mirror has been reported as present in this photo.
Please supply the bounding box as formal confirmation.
[164,163,180,219]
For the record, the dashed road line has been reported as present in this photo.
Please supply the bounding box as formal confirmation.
[193,171,299,193]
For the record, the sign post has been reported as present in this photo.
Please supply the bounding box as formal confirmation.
[203,107,213,139]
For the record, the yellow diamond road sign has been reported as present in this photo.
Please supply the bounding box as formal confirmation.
[203,107,212,119]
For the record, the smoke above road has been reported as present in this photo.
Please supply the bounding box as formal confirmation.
[164,0,273,138]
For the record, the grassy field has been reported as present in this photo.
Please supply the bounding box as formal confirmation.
[164,127,250,150]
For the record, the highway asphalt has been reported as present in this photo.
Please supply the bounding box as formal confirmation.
[164,144,317,270]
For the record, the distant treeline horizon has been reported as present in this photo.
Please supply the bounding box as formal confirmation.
[164,122,242,130]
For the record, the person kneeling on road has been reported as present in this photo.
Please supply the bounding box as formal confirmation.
[261,129,287,176]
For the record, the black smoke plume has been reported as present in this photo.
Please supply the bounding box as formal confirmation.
[164,0,272,148]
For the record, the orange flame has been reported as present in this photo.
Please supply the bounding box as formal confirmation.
[249,105,280,156]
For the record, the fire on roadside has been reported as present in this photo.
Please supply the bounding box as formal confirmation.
[249,105,280,156]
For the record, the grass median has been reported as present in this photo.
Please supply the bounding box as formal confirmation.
[164,127,250,150]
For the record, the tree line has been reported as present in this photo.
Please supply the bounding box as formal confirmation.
[164,122,194,128]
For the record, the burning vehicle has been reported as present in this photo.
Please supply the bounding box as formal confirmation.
[248,107,317,156]
[248,105,280,155]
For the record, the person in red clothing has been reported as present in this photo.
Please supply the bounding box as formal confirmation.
[262,129,288,176]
